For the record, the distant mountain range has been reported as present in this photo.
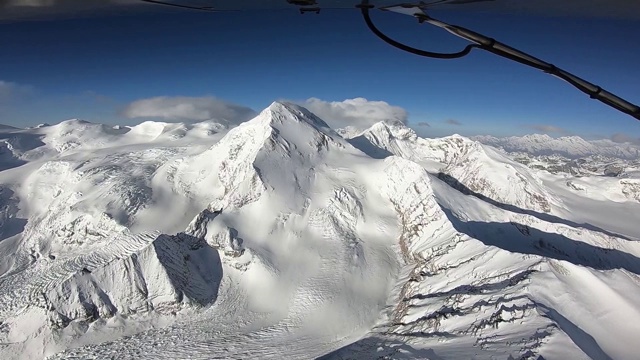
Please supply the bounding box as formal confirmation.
[472,133,640,159]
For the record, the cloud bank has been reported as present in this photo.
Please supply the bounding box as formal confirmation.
[0,80,32,104]
[610,133,640,145]
[0,81,18,101]
[528,124,568,134]
[300,97,408,131]
[122,96,257,123]
[445,119,463,126]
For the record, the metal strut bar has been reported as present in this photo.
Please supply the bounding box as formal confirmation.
[140,0,218,11]
[359,1,640,122]
[358,2,479,58]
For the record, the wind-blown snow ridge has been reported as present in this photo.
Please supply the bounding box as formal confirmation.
[1,103,639,359]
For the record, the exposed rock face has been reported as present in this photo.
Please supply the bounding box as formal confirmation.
[604,164,624,177]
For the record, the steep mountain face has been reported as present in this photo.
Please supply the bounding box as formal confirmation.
[1,104,639,359]
[347,122,470,166]
[348,123,557,213]
[330,171,640,359]
[0,103,402,358]
[437,138,558,213]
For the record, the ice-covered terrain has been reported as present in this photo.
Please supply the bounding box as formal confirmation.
[472,134,640,179]
[1,104,639,359]
[471,133,640,222]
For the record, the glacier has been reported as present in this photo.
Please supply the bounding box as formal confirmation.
[0,102,639,359]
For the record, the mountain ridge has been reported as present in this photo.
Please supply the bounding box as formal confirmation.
[473,133,640,159]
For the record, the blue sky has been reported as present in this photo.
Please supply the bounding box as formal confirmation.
[0,4,639,140]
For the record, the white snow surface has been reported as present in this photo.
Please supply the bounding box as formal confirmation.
[0,105,639,359]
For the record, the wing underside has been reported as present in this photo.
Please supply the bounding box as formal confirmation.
[140,0,640,19]
[2,0,639,21]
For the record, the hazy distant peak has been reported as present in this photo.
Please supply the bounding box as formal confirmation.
[473,133,640,159]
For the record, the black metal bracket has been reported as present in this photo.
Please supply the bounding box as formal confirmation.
[300,7,321,14]
[360,0,640,121]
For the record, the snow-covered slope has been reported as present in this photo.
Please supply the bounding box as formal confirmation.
[1,105,640,359]
[346,122,469,167]
[474,133,640,159]
[0,118,228,165]
[348,123,558,213]
[471,133,640,208]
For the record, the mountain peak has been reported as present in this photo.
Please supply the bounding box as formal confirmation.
[521,133,553,140]
[365,121,417,140]
[262,101,330,129]
[58,118,93,126]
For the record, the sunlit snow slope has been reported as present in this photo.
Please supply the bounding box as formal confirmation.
[0,103,639,359]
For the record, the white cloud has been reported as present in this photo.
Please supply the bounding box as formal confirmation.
[0,80,31,103]
[122,96,256,123]
[611,133,640,145]
[0,81,15,100]
[528,124,568,134]
[445,119,463,126]
[300,97,408,131]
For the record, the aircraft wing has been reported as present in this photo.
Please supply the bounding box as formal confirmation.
[139,0,640,18]
[140,0,640,19]
[2,0,640,21]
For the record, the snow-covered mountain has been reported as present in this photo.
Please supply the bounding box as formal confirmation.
[473,133,640,159]
[1,104,640,359]
[504,151,640,178]
[469,133,640,205]
[346,123,560,213]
